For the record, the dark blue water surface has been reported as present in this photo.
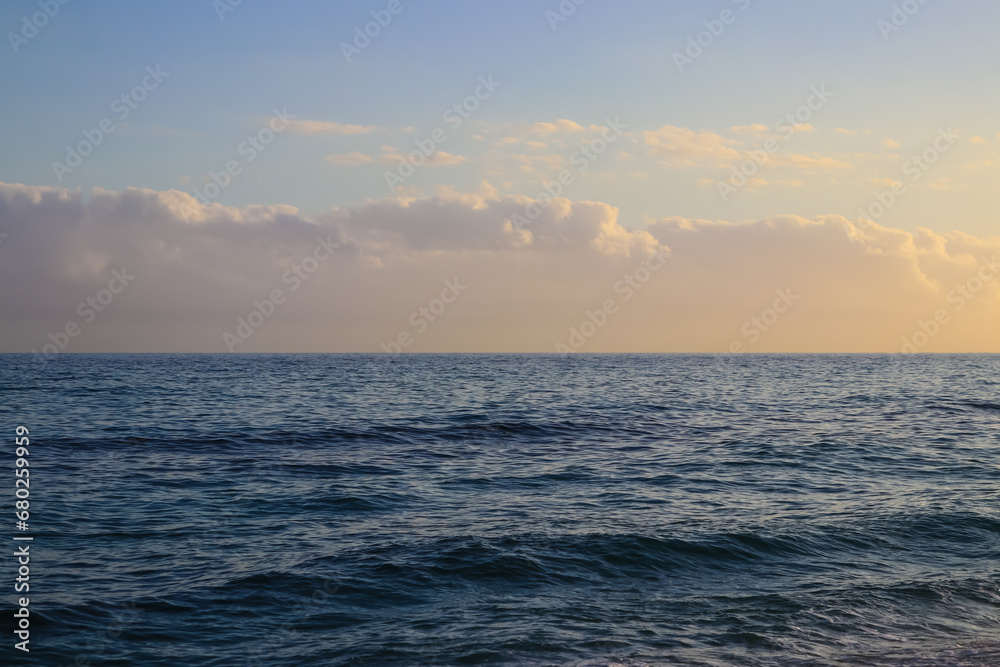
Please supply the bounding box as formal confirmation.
[2,354,1000,666]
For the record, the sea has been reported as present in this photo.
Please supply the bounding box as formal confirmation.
[2,353,1000,666]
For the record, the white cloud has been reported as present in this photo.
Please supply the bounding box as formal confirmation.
[643,125,742,167]
[520,119,586,135]
[2,182,999,353]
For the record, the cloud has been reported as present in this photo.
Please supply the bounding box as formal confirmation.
[285,120,379,135]
[0,181,665,352]
[520,119,586,135]
[493,136,548,150]
[728,123,810,136]
[380,151,467,166]
[965,159,995,170]
[643,125,742,167]
[2,181,999,353]
[772,154,852,170]
[325,152,373,165]
[509,153,566,174]
[835,128,857,136]
[868,177,903,188]
[730,124,769,135]
[884,139,901,149]
[970,136,987,145]
[642,215,1000,351]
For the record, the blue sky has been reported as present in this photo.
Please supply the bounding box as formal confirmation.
[4,0,1000,235]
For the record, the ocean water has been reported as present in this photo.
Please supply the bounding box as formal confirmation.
[3,353,1000,666]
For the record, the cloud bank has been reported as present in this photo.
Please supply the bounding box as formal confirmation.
[0,181,997,353]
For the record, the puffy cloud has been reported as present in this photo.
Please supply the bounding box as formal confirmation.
[643,125,742,167]
[0,182,664,352]
[520,119,586,135]
[1,182,998,353]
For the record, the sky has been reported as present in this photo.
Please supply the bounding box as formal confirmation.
[2,0,999,353]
